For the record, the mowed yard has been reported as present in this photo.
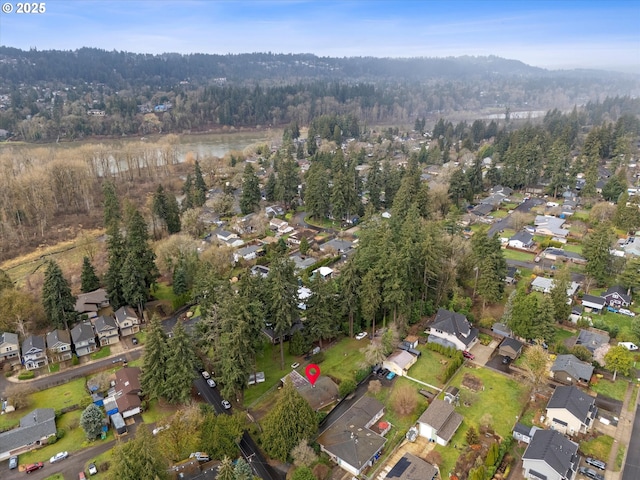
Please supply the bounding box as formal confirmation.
[435,365,530,476]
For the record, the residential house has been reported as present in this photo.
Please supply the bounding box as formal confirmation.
[250,265,270,278]
[0,408,57,461]
[114,367,142,419]
[508,231,535,250]
[534,216,569,239]
[623,236,640,257]
[216,229,238,243]
[22,335,48,370]
[269,218,294,235]
[545,385,597,435]
[417,398,464,446]
[234,244,261,263]
[74,288,110,315]
[522,429,580,480]
[265,205,285,217]
[71,321,97,357]
[320,238,354,255]
[312,266,333,279]
[542,248,586,264]
[262,321,303,345]
[603,286,631,309]
[490,185,514,196]
[498,337,523,360]
[0,332,20,365]
[480,192,508,207]
[290,253,317,271]
[471,203,494,217]
[531,277,555,294]
[318,396,387,476]
[569,305,583,323]
[513,423,539,444]
[46,329,72,362]
[550,354,594,386]
[114,306,140,337]
[383,350,418,377]
[581,295,606,313]
[93,315,120,346]
[287,229,316,248]
[571,329,609,354]
[427,308,478,351]
[385,453,438,480]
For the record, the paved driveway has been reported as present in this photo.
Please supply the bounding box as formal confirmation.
[469,340,498,366]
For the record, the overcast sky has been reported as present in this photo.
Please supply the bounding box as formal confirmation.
[1,0,638,72]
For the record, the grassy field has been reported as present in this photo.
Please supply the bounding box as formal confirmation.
[91,347,111,360]
[140,398,178,424]
[579,434,614,460]
[151,282,178,303]
[406,347,447,388]
[502,249,536,262]
[590,378,629,402]
[563,243,583,254]
[597,310,637,342]
[434,365,529,476]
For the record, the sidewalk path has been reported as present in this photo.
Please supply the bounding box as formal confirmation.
[607,381,638,480]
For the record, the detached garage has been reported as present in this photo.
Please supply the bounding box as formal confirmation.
[383,350,418,377]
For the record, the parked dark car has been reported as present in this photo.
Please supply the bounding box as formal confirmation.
[502,356,511,365]
[372,365,382,375]
[378,368,389,378]
[9,456,18,470]
[579,466,604,480]
[131,337,139,345]
[586,457,606,470]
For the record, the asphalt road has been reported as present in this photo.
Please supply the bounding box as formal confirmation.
[622,404,640,480]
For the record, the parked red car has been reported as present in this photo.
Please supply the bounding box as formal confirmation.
[462,350,475,360]
[25,462,44,473]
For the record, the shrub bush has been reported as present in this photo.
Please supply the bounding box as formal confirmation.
[72,355,80,366]
[338,379,357,398]
[18,371,35,380]
[355,368,370,383]
[311,351,325,364]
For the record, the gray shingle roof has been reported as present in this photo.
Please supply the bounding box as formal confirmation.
[114,306,137,326]
[94,315,118,333]
[46,329,71,349]
[547,386,596,422]
[0,332,18,347]
[551,354,594,382]
[604,285,631,305]
[22,334,45,354]
[574,329,609,353]
[523,429,578,477]
[417,398,463,442]
[386,453,438,480]
[0,408,56,455]
[71,321,95,343]
[510,230,534,244]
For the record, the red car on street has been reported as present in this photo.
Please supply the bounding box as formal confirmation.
[25,462,44,473]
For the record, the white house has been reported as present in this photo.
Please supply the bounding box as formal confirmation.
[545,385,597,435]
[417,398,463,446]
[508,230,535,250]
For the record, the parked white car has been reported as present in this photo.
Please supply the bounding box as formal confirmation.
[619,308,636,317]
[619,342,639,351]
[50,451,68,464]
[355,332,368,340]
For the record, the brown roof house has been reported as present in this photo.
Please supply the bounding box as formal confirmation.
[382,350,417,377]
[318,396,387,476]
[74,288,110,315]
[417,398,463,446]
[114,306,140,337]
[114,367,142,419]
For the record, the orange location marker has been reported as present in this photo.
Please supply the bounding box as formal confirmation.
[305,364,320,386]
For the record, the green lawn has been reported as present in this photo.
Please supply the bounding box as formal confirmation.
[598,310,637,342]
[502,249,536,262]
[434,365,529,476]
[563,243,583,255]
[91,347,111,360]
[152,282,178,303]
[615,445,626,471]
[590,378,629,402]
[44,475,65,480]
[579,434,614,460]
[551,326,577,346]
[406,348,447,388]
[492,209,509,219]
[141,398,178,424]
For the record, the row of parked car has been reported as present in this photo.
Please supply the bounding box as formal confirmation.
[372,365,396,380]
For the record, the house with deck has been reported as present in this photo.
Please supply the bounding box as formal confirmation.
[427,308,478,351]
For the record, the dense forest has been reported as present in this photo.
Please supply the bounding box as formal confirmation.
[0,47,638,141]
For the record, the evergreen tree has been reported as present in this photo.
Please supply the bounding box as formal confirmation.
[367,159,383,210]
[102,179,121,228]
[291,467,316,480]
[109,425,167,480]
[193,160,207,207]
[240,164,261,214]
[165,191,182,234]
[199,409,243,461]
[299,236,310,255]
[172,259,189,296]
[261,379,318,461]
[163,322,196,404]
[265,172,277,202]
[508,287,539,340]
[305,276,338,349]
[550,266,572,323]
[42,260,76,330]
[104,223,126,309]
[152,184,169,237]
[217,457,235,480]
[583,221,616,285]
[182,173,195,211]
[304,162,330,220]
[339,258,361,338]
[80,403,104,440]
[80,256,100,293]
[267,255,299,369]
[618,257,640,296]
[140,316,169,401]
[471,230,507,310]
[448,168,470,206]
[234,458,253,480]
[277,157,299,209]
